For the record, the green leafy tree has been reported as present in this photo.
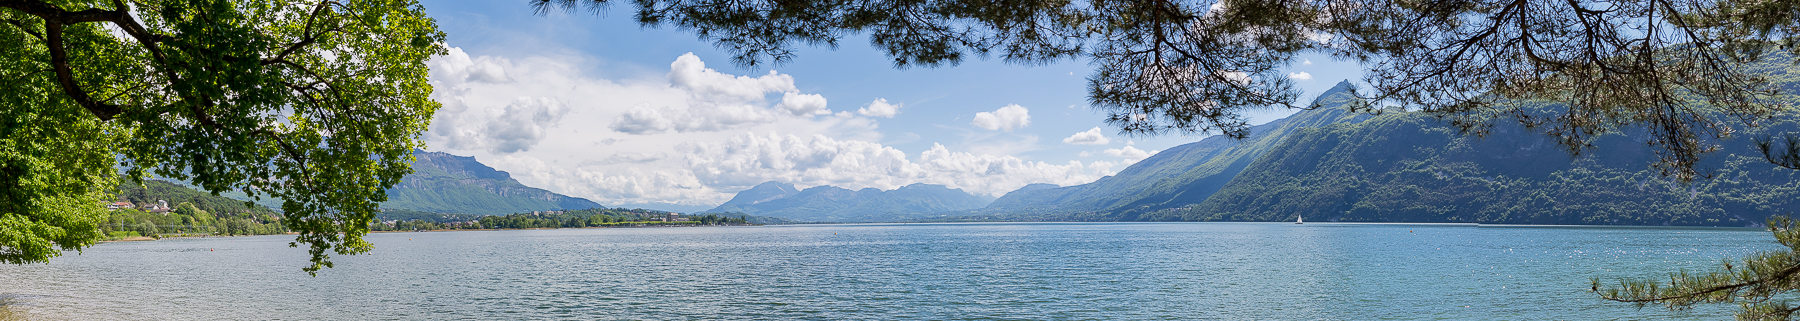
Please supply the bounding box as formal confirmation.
[0,0,446,273]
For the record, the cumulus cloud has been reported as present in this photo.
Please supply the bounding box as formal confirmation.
[429,96,570,154]
[433,47,512,83]
[681,133,1120,196]
[1302,59,1314,65]
[609,53,832,134]
[1062,127,1111,145]
[682,132,924,189]
[485,97,571,153]
[489,155,725,206]
[858,98,902,118]
[1104,145,1158,162]
[973,104,1031,132]
[1288,72,1313,81]
[668,53,797,103]
[777,92,830,116]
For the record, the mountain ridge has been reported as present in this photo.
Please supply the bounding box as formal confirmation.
[379,151,604,215]
[975,81,1372,220]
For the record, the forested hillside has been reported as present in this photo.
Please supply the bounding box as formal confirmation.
[104,180,288,238]
[1149,105,1800,226]
[117,180,278,216]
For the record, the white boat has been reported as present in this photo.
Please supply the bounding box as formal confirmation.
[1295,215,1303,224]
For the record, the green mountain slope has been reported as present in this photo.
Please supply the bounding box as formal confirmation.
[379,151,603,215]
[702,181,994,222]
[1150,104,1800,226]
[978,81,1371,220]
[1132,57,1800,226]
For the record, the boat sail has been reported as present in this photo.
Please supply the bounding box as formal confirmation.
[1295,215,1303,224]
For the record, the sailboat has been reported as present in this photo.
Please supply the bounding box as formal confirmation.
[1295,215,1303,224]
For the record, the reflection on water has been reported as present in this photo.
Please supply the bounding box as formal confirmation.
[0,222,1781,320]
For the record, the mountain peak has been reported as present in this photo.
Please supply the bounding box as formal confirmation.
[385,151,602,215]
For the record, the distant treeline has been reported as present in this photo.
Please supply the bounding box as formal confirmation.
[370,207,764,231]
[104,180,779,238]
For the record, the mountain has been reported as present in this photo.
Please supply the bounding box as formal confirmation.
[1132,58,1800,226]
[965,58,1800,226]
[379,151,604,215]
[977,81,1372,220]
[970,64,1800,226]
[1143,100,1800,226]
[703,181,995,222]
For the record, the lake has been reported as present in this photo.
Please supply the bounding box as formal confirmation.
[0,222,1781,320]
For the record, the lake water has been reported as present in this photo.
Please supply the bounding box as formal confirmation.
[0,222,1782,320]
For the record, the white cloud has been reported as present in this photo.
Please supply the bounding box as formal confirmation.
[973,104,1031,132]
[776,92,830,116]
[1104,145,1159,162]
[1062,127,1111,145]
[484,97,571,153]
[681,133,1120,197]
[682,132,924,189]
[608,53,832,134]
[424,46,1123,206]
[428,95,570,154]
[858,98,902,118]
[667,53,797,103]
[610,103,777,134]
[433,47,512,83]
[1288,72,1313,81]
[1302,59,1314,65]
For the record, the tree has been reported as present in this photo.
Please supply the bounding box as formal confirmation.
[534,0,1800,179]
[0,0,446,274]
[1596,216,1800,320]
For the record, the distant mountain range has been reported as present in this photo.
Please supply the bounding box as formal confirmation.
[701,181,995,222]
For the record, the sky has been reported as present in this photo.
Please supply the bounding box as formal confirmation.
[414,0,1368,210]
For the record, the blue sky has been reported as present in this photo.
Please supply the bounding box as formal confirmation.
[416,0,1367,209]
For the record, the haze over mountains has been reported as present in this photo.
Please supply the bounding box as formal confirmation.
[702,181,995,222]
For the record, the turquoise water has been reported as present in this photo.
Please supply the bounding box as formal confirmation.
[0,222,1782,320]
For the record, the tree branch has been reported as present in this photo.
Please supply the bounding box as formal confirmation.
[42,20,124,120]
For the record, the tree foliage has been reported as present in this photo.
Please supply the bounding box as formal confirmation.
[1597,216,1800,320]
[536,0,1800,178]
[0,0,446,274]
